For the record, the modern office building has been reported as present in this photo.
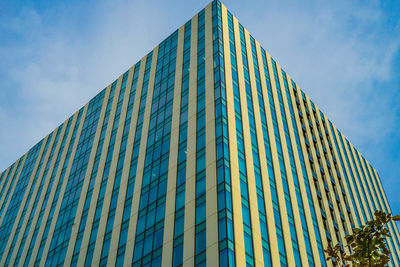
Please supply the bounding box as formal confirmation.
[0,1,399,266]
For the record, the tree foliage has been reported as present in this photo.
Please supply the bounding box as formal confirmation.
[325,210,400,267]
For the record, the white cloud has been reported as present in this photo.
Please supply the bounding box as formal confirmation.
[0,0,208,170]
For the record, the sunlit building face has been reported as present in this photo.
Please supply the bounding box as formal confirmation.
[0,1,399,266]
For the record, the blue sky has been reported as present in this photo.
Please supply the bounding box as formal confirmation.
[1,0,399,224]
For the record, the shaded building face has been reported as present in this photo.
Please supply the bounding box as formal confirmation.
[0,1,399,266]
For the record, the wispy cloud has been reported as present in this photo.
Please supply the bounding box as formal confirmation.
[0,0,209,170]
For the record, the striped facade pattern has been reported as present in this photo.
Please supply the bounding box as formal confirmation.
[0,1,399,266]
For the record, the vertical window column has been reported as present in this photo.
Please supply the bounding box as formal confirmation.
[285,78,327,265]
[212,2,235,266]
[259,48,290,266]
[267,59,303,266]
[115,55,154,265]
[336,129,369,222]
[132,31,178,267]
[91,70,134,266]
[248,36,275,266]
[116,54,152,266]
[194,10,207,267]
[83,80,123,266]
[227,12,255,267]
[0,169,8,193]
[346,141,375,215]
[171,20,191,267]
[279,68,321,266]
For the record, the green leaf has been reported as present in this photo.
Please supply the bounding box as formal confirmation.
[393,215,400,221]
[325,210,398,266]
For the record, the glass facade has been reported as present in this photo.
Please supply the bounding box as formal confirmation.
[171,20,191,267]
[212,2,235,266]
[0,1,399,266]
